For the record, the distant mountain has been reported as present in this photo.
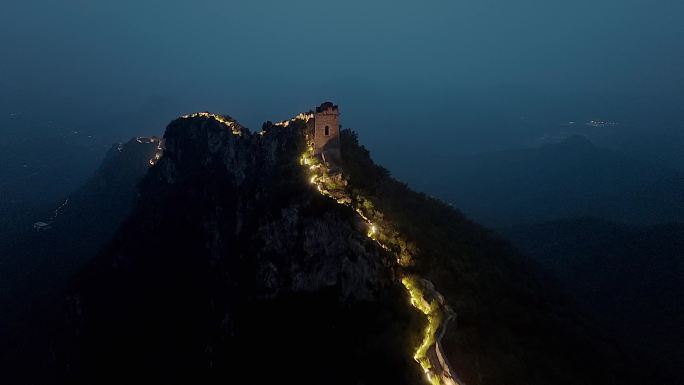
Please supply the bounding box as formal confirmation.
[547,120,684,172]
[500,217,684,380]
[607,128,684,172]
[0,112,660,385]
[423,135,684,227]
[0,137,158,369]
[0,113,107,225]
[0,95,182,228]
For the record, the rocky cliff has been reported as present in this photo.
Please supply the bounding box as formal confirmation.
[55,113,421,385]
[10,110,654,385]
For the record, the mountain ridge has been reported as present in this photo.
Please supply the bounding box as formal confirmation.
[2,111,663,385]
[418,135,684,227]
[500,216,684,380]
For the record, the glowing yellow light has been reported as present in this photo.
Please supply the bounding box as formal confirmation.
[182,112,242,135]
[294,128,458,385]
[274,112,315,128]
[368,224,377,238]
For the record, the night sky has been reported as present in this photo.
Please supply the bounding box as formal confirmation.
[2,0,683,176]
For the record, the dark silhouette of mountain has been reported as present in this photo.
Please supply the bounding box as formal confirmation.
[0,137,159,370]
[0,96,181,230]
[47,115,422,385]
[0,113,107,229]
[2,114,667,385]
[423,135,684,227]
[600,127,684,172]
[337,131,671,384]
[500,217,684,380]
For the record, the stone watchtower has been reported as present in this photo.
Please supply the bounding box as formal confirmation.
[313,102,341,160]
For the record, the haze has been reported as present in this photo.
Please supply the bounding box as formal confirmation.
[2,0,684,189]
[2,2,684,381]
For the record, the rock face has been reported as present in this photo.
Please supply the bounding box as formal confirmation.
[54,114,418,385]
[152,115,394,298]
[10,111,653,385]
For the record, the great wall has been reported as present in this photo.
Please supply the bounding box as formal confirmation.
[149,105,464,385]
[299,134,463,385]
[292,102,463,385]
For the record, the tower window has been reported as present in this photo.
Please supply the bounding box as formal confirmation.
[324,126,330,136]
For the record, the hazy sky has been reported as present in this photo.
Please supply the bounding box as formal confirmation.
[1,0,683,171]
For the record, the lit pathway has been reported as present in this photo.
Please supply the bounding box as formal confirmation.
[148,113,242,166]
[158,112,464,384]
[298,141,464,385]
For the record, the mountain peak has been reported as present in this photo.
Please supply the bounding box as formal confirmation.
[559,134,594,147]
[42,106,642,385]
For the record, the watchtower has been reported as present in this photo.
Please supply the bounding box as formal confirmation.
[313,102,341,160]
